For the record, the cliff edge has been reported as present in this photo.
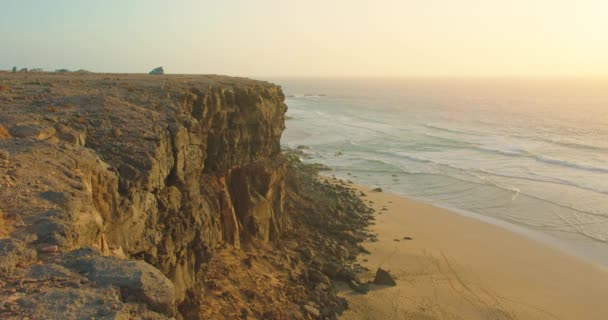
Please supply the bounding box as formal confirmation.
[0,73,373,319]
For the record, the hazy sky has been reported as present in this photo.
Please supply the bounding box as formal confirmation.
[1,0,606,77]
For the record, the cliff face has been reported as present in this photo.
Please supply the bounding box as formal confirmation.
[0,74,289,318]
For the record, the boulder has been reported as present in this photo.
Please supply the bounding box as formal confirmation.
[322,262,342,278]
[371,187,383,192]
[14,287,172,320]
[54,123,86,146]
[373,268,397,286]
[149,67,164,75]
[63,251,176,317]
[9,125,55,140]
[0,238,37,275]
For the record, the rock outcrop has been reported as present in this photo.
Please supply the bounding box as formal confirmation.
[0,73,288,319]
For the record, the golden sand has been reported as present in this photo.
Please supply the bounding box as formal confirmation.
[340,184,608,320]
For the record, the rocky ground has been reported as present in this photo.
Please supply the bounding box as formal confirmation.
[196,152,377,319]
[0,72,377,319]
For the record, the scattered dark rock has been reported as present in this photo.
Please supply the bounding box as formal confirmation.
[322,262,342,278]
[373,268,397,286]
[348,280,370,294]
[356,245,370,254]
[301,247,315,261]
[372,187,383,192]
[309,269,330,285]
[303,304,321,318]
[403,236,413,240]
[336,245,350,260]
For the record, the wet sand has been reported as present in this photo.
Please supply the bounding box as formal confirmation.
[339,184,608,320]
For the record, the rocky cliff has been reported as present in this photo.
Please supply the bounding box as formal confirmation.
[0,73,292,318]
[0,73,375,320]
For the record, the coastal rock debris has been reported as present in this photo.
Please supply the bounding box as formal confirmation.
[373,268,397,286]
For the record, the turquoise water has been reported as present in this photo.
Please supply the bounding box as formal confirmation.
[275,77,608,265]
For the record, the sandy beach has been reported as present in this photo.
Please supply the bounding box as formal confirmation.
[339,184,608,320]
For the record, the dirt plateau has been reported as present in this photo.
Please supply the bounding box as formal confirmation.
[0,73,374,320]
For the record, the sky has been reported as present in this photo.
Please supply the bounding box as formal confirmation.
[1,0,607,77]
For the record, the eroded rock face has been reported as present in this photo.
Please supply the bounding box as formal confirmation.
[0,73,288,318]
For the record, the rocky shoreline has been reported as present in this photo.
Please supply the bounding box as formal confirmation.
[0,72,376,319]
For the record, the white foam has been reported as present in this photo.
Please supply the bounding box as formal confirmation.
[535,155,608,174]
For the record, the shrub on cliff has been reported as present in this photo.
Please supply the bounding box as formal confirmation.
[149,66,164,75]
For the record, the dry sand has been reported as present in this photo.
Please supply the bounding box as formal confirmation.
[339,184,608,320]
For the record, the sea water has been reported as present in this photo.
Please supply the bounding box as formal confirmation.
[274,77,608,266]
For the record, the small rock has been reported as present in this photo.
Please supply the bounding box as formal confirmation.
[0,125,10,139]
[373,268,397,286]
[372,187,383,192]
[113,128,122,137]
[348,280,370,294]
[322,262,342,278]
[336,245,350,260]
[39,245,59,253]
[308,269,330,285]
[403,236,413,240]
[301,247,315,260]
[303,304,320,318]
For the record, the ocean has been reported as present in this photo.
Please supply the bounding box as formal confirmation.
[273,77,608,266]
